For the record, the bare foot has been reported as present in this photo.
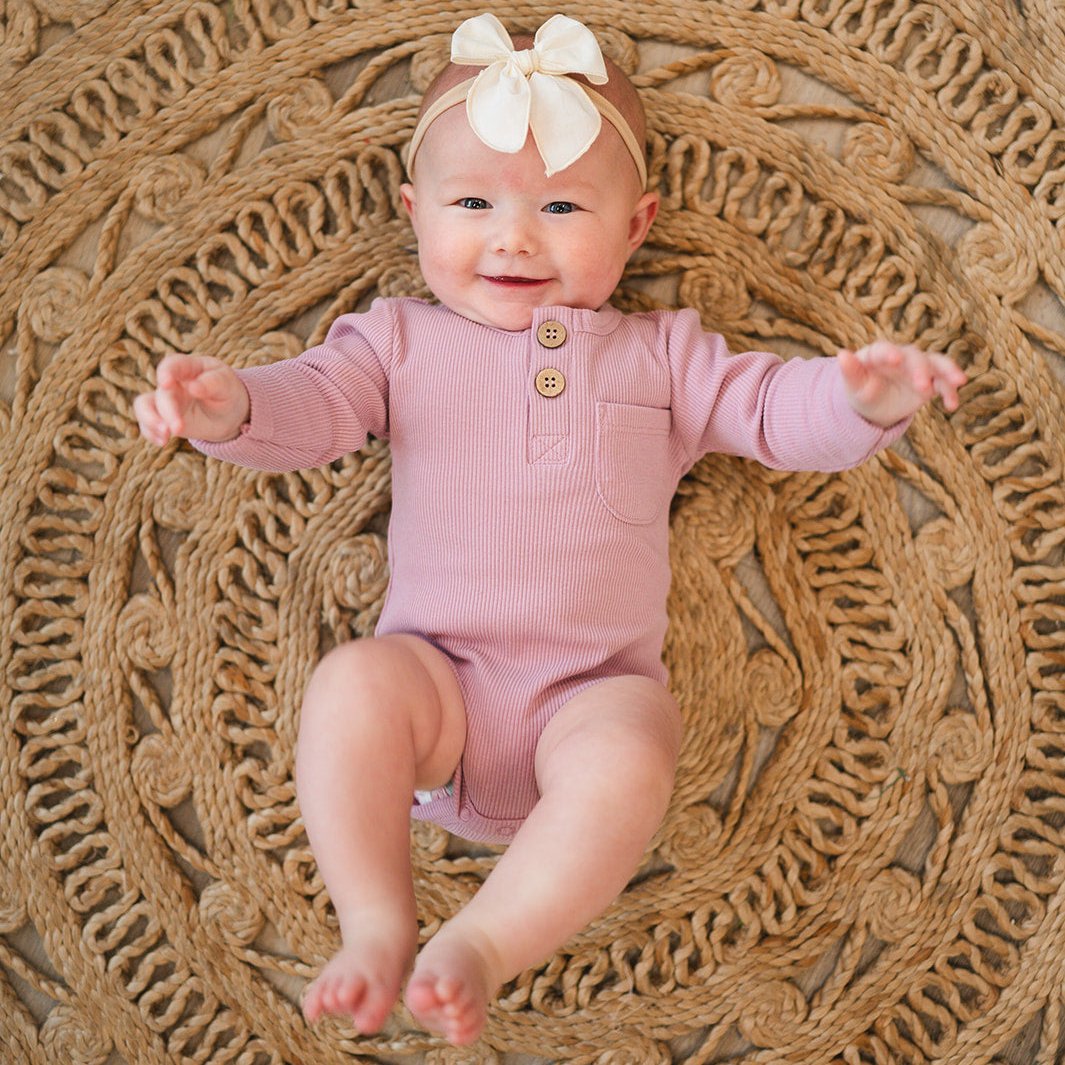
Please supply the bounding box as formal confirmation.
[404,930,502,1045]
[303,919,417,1034]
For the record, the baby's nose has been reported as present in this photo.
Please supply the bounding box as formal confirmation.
[494,212,538,256]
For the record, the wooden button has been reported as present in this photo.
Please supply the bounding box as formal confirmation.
[534,368,566,398]
[536,320,567,348]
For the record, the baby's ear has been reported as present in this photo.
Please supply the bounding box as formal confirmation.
[400,183,417,221]
[628,191,659,252]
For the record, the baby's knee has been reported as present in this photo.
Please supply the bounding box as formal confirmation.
[301,638,401,719]
[541,677,682,802]
[636,723,682,805]
[614,682,683,801]
[614,677,683,765]
[309,636,374,683]
[590,712,679,823]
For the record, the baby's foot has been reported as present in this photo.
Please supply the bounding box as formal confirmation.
[404,932,500,1045]
[303,921,416,1034]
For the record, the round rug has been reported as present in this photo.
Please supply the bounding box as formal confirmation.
[2,2,1065,1063]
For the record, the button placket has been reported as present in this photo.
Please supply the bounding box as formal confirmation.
[528,318,571,465]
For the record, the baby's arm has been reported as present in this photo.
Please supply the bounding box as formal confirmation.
[666,311,968,472]
[837,341,966,428]
[135,354,249,446]
[132,306,392,472]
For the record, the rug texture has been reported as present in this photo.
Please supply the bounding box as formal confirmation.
[2,1,1065,1063]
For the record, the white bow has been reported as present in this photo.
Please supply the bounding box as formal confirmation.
[450,13,609,177]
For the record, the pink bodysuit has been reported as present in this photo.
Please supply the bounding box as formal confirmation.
[196,298,906,843]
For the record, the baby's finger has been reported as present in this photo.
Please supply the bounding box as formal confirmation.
[133,392,171,446]
[928,353,966,410]
[899,344,937,396]
[864,345,915,374]
[156,352,206,390]
[928,352,968,386]
[934,378,959,411]
[860,343,930,395]
[856,340,900,368]
[837,348,867,388]
[154,380,188,437]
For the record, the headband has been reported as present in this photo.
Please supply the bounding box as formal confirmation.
[406,13,648,187]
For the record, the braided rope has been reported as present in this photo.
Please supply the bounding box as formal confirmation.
[2,1,1064,1062]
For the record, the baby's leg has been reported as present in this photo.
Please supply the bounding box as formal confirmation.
[297,634,466,1033]
[404,675,682,1045]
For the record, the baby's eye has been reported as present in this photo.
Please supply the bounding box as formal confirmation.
[457,197,489,210]
[543,201,575,214]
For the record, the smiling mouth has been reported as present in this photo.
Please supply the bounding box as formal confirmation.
[483,275,550,286]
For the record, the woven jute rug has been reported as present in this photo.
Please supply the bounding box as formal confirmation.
[3,2,1065,1063]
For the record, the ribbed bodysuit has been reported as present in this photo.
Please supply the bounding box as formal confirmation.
[196,298,906,843]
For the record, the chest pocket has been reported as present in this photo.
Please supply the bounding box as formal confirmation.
[595,402,673,525]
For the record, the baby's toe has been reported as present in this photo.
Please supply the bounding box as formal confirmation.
[320,978,343,1014]
[446,1005,483,1045]
[335,974,367,1014]
[302,981,327,1022]
[355,985,397,1034]
[435,978,481,1042]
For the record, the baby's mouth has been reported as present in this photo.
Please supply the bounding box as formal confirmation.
[483,275,550,286]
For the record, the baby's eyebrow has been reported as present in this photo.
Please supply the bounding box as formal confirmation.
[547,183,597,198]
[433,173,599,201]
[437,175,489,192]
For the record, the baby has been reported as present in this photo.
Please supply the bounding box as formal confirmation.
[134,13,967,1047]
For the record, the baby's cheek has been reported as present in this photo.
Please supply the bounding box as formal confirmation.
[577,242,629,299]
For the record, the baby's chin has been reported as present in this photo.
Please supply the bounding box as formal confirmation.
[443,299,542,334]
[479,307,538,332]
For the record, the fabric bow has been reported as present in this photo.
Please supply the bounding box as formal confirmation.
[450,13,609,176]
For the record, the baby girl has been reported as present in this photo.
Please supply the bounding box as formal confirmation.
[135,13,966,1046]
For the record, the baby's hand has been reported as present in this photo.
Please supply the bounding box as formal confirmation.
[837,341,967,428]
[134,353,250,446]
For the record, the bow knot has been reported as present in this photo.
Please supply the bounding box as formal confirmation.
[450,13,609,176]
[511,48,537,78]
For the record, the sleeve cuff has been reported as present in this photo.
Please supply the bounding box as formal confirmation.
[828,369,912,462]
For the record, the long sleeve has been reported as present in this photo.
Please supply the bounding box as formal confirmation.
[665,308,910,471]
[192,300,394,473]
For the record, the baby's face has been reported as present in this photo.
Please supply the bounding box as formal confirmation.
[401,107,658,331]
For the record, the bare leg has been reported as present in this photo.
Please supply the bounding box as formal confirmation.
[404,675,682,1044]
[297,634,466,1033]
